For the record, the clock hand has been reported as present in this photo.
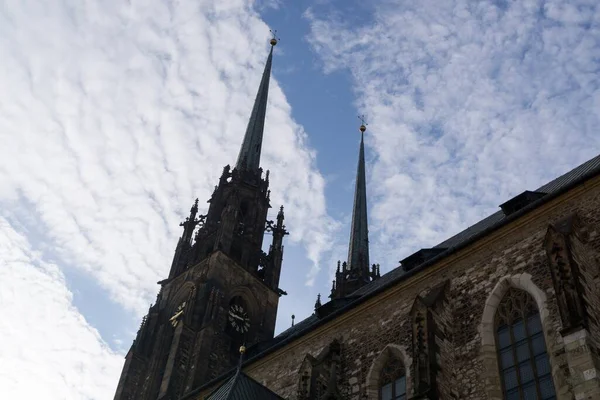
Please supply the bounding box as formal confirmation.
[170,310,184,321]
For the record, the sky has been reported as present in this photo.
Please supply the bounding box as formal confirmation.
[1,0,599,398]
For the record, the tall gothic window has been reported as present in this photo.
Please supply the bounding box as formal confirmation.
[495,288,556,400]
[379,357,406,400]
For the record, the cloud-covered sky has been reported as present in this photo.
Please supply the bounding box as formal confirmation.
[305,0,600,266]
[0,217,122,399]
[1,0,599,398]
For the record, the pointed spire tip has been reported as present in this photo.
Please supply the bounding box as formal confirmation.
[347,115,369,273]
[235,33,275,172]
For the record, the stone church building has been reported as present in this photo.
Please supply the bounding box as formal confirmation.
[114,37,600,400]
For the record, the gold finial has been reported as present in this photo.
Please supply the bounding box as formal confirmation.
[358,115,368,133]
[270,29,279,46]
[239,345,246,354]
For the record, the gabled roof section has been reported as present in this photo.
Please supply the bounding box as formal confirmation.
[235,43,275,173]
[205,371,284,400]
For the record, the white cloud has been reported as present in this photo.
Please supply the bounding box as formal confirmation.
[0,0,337,317]
[0,217,122,399]
[0,0,341,396]
[306,0,600,270]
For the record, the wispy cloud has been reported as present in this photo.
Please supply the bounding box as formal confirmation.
[0,0,340,395]
[0,217,122,398]
[306,0,600,269]
[0,0,336,314]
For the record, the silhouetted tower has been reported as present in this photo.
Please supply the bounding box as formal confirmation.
[114,33,288,400]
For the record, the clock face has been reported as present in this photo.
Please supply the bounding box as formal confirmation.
[169,301,187,327]
[228,303,250,333]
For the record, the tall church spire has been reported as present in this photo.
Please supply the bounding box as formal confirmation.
[347,122,370,271]
[235,33,278,173]
[330,118,378,300]
[114,32,288,400]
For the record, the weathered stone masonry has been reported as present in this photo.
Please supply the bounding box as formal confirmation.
[193,173,600,399]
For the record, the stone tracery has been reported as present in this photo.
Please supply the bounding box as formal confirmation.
[494,288,556,399]
[365,344,412,400]
[479,273,567,400]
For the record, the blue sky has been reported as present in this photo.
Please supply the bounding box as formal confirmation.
[1,0,599,398]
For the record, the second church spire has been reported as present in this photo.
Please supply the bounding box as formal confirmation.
[330,120,379,300]
[347,122,370,271]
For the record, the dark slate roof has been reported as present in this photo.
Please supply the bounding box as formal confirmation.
[268,153,600,340]
[185,153,600,399]
[206,371,284,400]
[436,154,600,250]
[272,313,319,343]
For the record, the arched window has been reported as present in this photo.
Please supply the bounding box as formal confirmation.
[495,288,556,400]
[379,357,406,400]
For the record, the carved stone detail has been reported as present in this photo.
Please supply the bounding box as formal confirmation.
[411,298,434,397]
[410,281,449,399]
[297,340,343,400]
[169,327,195,398]
[545,219,587,333]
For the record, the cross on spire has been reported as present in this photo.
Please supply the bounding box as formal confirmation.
[269,29,280,46]
[358,115,368,128]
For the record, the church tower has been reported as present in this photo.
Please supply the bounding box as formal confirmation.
[114,35,288,400]
[330,121,379,299]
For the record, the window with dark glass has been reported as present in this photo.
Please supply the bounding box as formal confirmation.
[379,357,406,400]
[495,288,556,400]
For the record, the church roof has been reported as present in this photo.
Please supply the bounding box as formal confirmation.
[270,153,600,340]
[185,153,600,399]
[205,370,284,400]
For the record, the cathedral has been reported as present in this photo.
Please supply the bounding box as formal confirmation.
[114,36,600,400]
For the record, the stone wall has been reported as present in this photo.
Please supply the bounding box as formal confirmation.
[195,174,600,399]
